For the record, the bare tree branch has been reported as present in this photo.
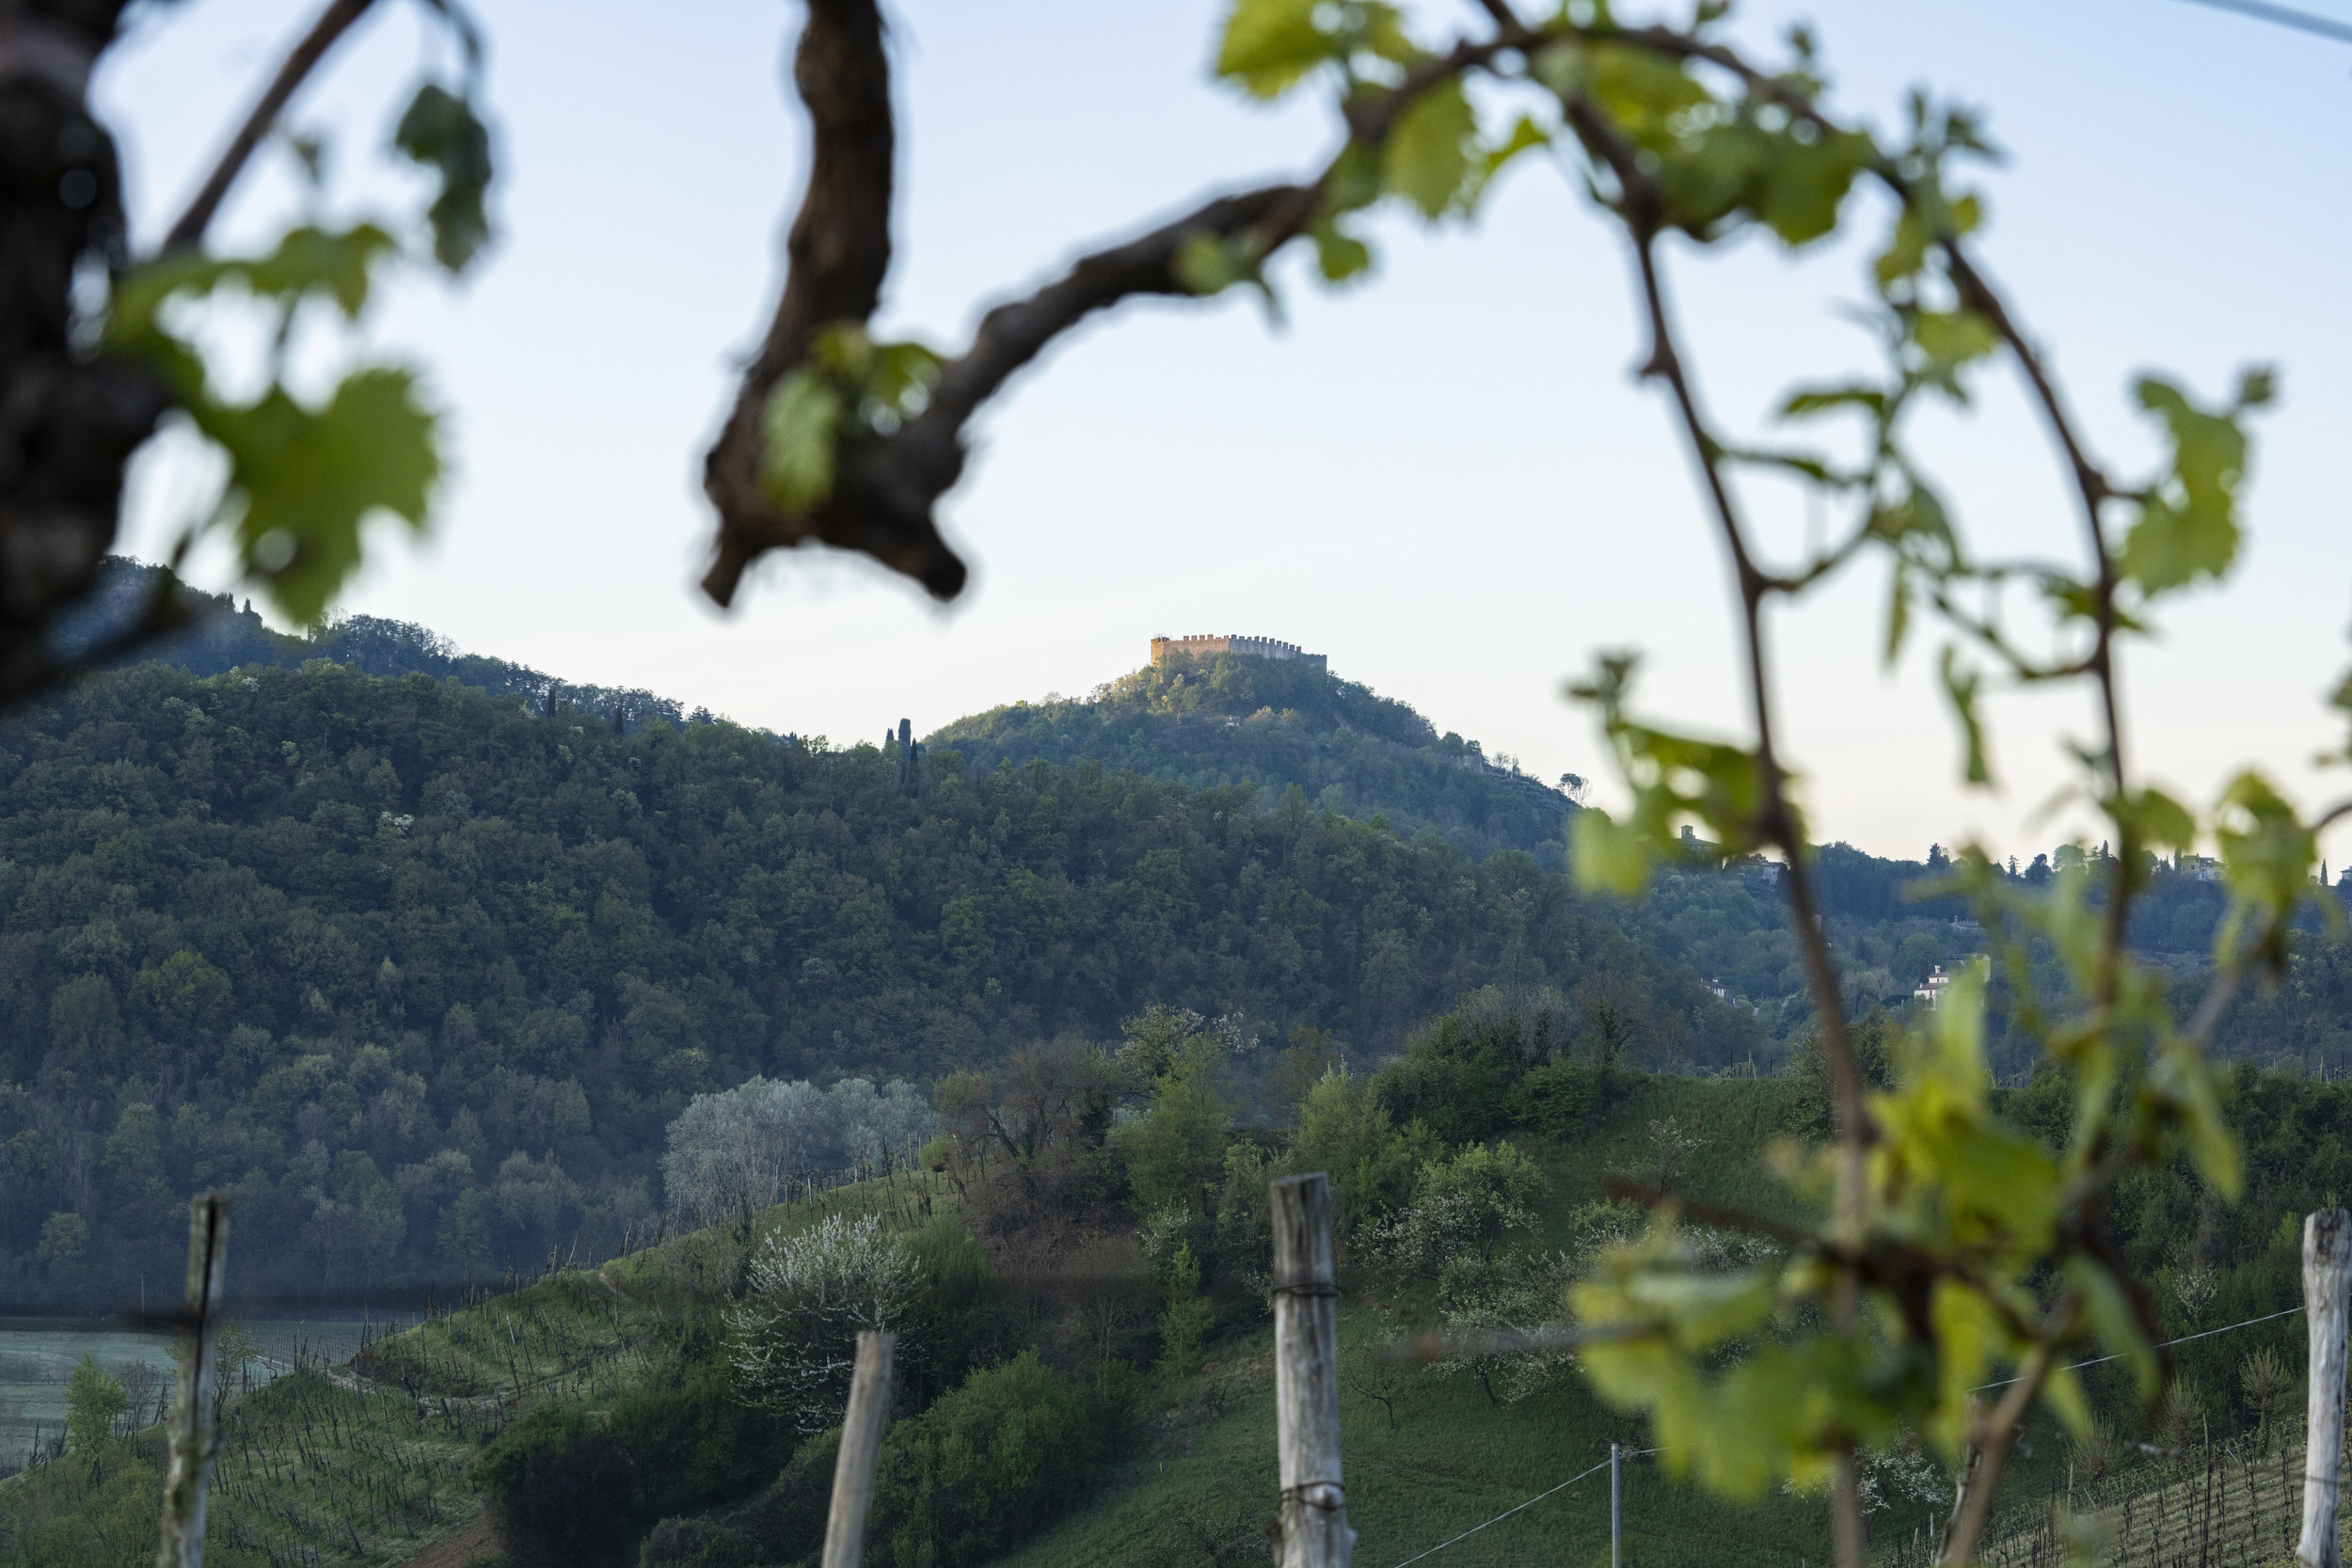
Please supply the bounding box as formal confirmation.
[161,0,381,254]
[0,2,175,712]
[700,5,1522,610]
[701,0,898,606]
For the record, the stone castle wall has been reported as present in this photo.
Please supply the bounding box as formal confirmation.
[1149,634,1327,672]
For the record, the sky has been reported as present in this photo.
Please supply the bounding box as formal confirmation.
[98,0,2352,865]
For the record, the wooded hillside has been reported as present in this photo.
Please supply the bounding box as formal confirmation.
[0,655,1741,1306]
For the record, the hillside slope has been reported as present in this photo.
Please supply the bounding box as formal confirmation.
[56,557,700,734]
[0,657,1752,1306]
[932,651,1581,867]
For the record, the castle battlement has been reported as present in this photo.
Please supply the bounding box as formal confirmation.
[1150,634,1327,672]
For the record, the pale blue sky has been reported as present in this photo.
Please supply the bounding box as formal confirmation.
[103,1,2352,863]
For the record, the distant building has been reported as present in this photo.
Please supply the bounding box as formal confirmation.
[1149,634,1327,671]
[1914,955,1992,1008]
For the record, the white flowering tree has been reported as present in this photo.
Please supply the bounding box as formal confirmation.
[727,1212,918,1431]
[660,1075,938,1226]
[661,1077,831,1227]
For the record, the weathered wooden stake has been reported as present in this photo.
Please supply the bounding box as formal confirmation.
[820,1330,895,1568]
[157,1194,230,1568]
[1271,1172,1353,1568]
[2300,1208,2351,1568]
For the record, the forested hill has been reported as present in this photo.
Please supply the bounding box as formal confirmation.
[932,651,1581,866]
[8,606,2344,1309]
[0,656,1748,1306]
[57,557,703,735]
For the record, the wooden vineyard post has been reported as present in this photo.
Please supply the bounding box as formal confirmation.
[1270,1173,1354,1568]
[157,1195,230,1568]
[820,1331,895,1568]
[2301,1208,2352,1568]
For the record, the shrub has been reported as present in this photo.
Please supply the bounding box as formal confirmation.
[899,1213,1012,1406]
[637,1519,755,1568]
[640,1427,837,1568]
[607,1353,792,1520]
[1507,1059,1596,1137]
[1289,1069,1425,1227]
[867,1352,1130,1568]
[1155,1243,1213,1376]
[470,1405,593,1503]
[1373,990,1570,1144]
[64,1354,126,1462]
[495,1432,639,1568]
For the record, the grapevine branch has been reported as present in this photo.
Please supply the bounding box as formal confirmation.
[698,2,1518,609]
[1569,103,1877,1567]
[161,0,382,253]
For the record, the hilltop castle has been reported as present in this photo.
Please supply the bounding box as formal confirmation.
[1149,634,1327,671]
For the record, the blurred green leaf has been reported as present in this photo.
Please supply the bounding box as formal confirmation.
[1752,127,1876,246]
[112,225,399,355]
[2113,787,2197,856]
[393,84,494,273]
[1938,645,1991,786]
[1480,114,1552,182]
[107,222,435,626]
[1217,0,1334,98]
[1173,231,1252,296]
[2213,770,2317,974]
[760,369,843,516]
[1909,309,1997,375]
[206,367,439,624]
[1572,809,1652,897]
[1306,219,1373,284]
[1779,385,1885,422]
[2119,375,2256,596]
[1382,78,1478,219]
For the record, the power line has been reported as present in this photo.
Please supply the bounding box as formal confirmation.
[1388,1448,1661,1567]
[1970,1304,2306,1392]
[2170,0,2352,45]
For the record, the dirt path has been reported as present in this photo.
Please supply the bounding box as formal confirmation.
[390,1507,494,1568]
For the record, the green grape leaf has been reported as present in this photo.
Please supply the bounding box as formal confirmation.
[1587,42,1710,141]
[1875,206,1931,288]
[1874,193,1978,289]
[1883,561,1912,667]
[2063,1256,2159,1407]
[1938,645,1991,786]
[868,339,945,411]
[1753,128,1876,246]
[1382,77,1478,219]
[107,222,431,626]
[393,83,494,273]
[2213,769,2318,974]
[1909,309,1998,374]
[111,224,399,357]
[1572,809,1652,898]
[2112,787,2197,856]
[1216,0,1330,98]
[203,367,439,625]
[2152,1031,2243,1200]
[760,369,844,516]
[2119,376,2254,595]
[1779,385,1886,422]
[1306,220,1373,284]
[1174,232,1257,296]
[1479,114,1552,182]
